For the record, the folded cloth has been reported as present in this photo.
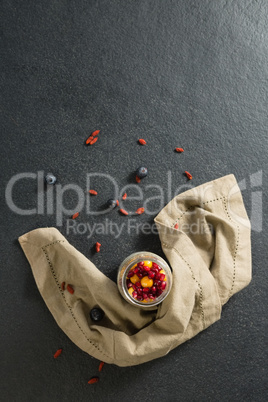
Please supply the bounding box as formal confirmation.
[18,174,251,367]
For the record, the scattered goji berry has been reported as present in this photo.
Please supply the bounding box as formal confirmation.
[89,137,98,145]
[89,190,98,195]
[116,200,119,206]
[91,130,100,137]
[185,171,193,180]
[96,242,101,252]
[122,193,127,200]
[138,139,146,145]
[174,223,179,229]
[67,284,74,294]
[175,147,184,152]
[98,361,105,372]
[136,207,145,215]
[88,377,99,384]
[72,212,79,219]
[120,208,128,215]
[86,135,94,144]
[136,175,141,183]
[53,348,63,359]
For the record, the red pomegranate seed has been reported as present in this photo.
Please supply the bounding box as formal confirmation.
[175,147,184,152]
[160,273,165,281]
[120,208,128,215]
[152,263,160,270]
[136,175,141,183]
[143,293,149,299]
[86,135,94,144]
[135,282,141,288]
[132,291,138,298]
[122,193,127,200]
[133,267,139,274]
[138,261,144,266]
[72,212,79,219]
[127,281,133,289]
[151,286,157,293]
[138,138,146,145]
[142,287,149,293]
[137,295,143,301]
[132,284,137,291]
[143,266,150,272]
[174,223,179,229]
[161,281,167,290]
[148,271,155,279]
[89,189,98,195]
[136,207,145,215]
[92,130,100,137]
[127,270,134,278]
[185,171,193,180]
[67,284,74,294]
[88,377,99,384]
[157,289,163,296]
[155,272,161,280]
[137,272,143,278]
[61,282,65,291]
[98,361,105,372]
[53,348,63,359]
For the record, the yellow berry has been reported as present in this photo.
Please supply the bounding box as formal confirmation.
[128,287,134,296]
[130,274,140,284]
[143,260,153,268]
[141,276,153,288]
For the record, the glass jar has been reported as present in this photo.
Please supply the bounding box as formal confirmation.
[117,251,173,309]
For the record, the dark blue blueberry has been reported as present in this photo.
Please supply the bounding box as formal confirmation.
[107,198,117,208]
[45,173,57,185]
[136,167,148,179]
[90,307,104,322]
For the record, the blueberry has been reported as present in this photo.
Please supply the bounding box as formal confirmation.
[107,198,117,208]
[136,167,148,179]
[90,307,104,322]
[45,173,57,185]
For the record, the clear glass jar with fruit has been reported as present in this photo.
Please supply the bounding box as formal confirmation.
[117,252,173,308]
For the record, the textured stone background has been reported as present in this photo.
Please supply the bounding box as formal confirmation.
[1,0,267,401]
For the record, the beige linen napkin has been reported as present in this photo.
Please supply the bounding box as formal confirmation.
[18,174,251,367]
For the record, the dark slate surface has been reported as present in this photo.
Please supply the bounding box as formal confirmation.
[1,0,267,401]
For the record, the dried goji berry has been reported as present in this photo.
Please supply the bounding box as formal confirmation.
[88,377,99,384]
[120,208,128,215]
[138,139,146,145]
[185,171,193,180]
[174,223,179,229]
[67,284,74,294]
[98,361,105,372]
[89,137,98,145]
[72,212,79,219]
[122,193,127,200]
[91,130,100,137]
[136,175,141,183]
[96,242,101,252]
[136,207,145,215]
[54,348,63,359]
[89,190,98,195]
[175,147,184,152]
[86,135,94,144]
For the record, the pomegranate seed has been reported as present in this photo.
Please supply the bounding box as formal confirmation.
[127,270,134,278]
[132,284,137,291]
[155,272,161,280]
[143,293,149,299]
[142,287,149,293]
[157,289,163,297]
[137,272,143,278]
[143,266,150,272]
[148,271,155,279]
[152,263,159,270]
[127,281,133,289]
[161,281,167,290]
[160,274,165,281]
[138,261,144,266]
[137,295,143,301]
[133,267,139,274]
[132,291,137,298]
[151,286,157,293]
[136,282,141,288]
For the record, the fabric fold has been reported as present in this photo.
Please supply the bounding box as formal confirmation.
[18,174,251,366]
